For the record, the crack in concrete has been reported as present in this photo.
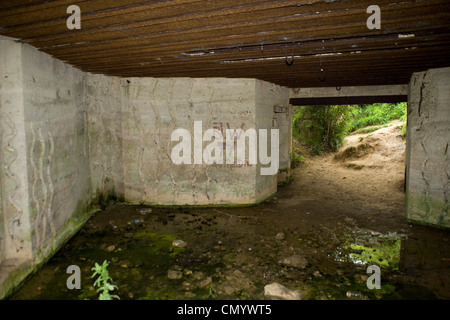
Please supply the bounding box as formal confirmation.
[418,73,426,117]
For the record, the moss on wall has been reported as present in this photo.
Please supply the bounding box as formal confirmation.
[406,192,449,229]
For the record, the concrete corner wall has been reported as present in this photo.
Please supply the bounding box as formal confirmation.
[406,67,450,228]
[119,78,289,205]
[21,44,93,261]
[0,40,290,298]
[121,77,263,205]
[86,76,289,207]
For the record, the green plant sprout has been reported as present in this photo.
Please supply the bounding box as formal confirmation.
[91,260,120,300]
[208,285,217,299]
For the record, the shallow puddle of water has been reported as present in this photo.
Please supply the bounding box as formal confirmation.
[9,204,450,300]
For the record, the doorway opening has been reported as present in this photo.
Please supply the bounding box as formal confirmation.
[289,99,408,221]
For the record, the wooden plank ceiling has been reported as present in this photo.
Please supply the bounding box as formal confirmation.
[1,0,449,88]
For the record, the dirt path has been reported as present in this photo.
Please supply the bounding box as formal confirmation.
[279,119,408,232]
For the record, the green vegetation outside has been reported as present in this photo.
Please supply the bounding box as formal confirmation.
[292,102,407,156]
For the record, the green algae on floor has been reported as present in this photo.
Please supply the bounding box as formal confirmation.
[334,228,405,271]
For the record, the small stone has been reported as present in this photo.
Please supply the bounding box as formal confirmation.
[279,254,308,269]
[128,292,134,299]
[138,208,152,215]
[168,269,183,280]
[172,239,187,248]
[182,281,195,290]
[275,232,285,240]
[198,277,212,289]
[223,285,235,295]
[358,274,368,284]
[344,217,356,226]
[121,264,128,268]
[107,245,116,252]
[183,269,193,276]
[191,271,204,281]
[264,283,303,300]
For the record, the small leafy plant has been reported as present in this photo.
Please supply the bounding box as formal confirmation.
[91,260,120,300]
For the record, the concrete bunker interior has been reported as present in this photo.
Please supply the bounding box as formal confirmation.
[0,1,449,300]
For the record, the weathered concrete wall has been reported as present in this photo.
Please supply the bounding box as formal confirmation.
[406,67,450,228]
[21,44,93,261]
[0,40,33,264]
[0,40,94,299]
[85,74,124,205]
[121,78,272,205]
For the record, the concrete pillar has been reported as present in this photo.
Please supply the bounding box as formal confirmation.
[406,67,450,229]
[0,39,94,299]
[0,39,34,298]
[0,40,33,261]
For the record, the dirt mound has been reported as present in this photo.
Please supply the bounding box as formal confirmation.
[334,143,374,161]
[333,120,406,170]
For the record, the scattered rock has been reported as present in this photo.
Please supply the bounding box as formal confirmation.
[191,271,204,281]
[356,274,368,284]
[138,208,152,215]
[344,217,356,227]
[106,245,116,252]
[167,270,183,280]
[223,285,235,295]
[183,269,193,276]
[182,281,196,291]
[197,276,212,288]
[275,232,285,240]
[264,283,303,300]
[278,254,308,269]
[218,270,253,296]
[172,239,187,248]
